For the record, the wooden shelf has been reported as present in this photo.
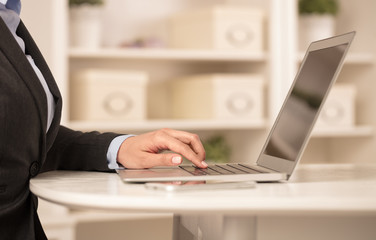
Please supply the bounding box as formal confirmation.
[67,119,373,138]
[312,125,373,137]
[69,48,267,62]
[67,119,267,132]
[70,49,373,65]
[297,52,374,65]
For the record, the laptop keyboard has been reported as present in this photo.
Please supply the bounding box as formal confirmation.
[180,163,265,176]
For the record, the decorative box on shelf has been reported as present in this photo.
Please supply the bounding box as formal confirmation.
[171,74,264,120]
[169,5,264,51]
[316,84,356,128]
[70,69,149,121]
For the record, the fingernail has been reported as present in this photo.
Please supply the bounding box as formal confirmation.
[172,156,182,164]
[201,161,208,167]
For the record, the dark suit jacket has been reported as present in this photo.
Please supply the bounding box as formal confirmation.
[0,18,120,239]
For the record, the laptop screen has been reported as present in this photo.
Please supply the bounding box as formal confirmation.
[257,31,355,177]
[264,44,348,161]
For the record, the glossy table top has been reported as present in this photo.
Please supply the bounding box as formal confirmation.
[30,164,376,215]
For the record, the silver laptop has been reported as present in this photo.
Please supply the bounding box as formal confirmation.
[117,31,355,183]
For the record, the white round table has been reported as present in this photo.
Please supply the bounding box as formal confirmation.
[30,164,376,240]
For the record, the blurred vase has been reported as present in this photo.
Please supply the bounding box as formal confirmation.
[69,5,103,49]
[299,14,336,50]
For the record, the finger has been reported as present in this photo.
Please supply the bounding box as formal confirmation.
[120,149,183,169]
[159,128,206,161]
[142,152,183,168]
[153,130,207,168]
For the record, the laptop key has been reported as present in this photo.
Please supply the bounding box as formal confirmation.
[198,167,222,175]
[227,164,262,174]
[180,166,208,176]
[238,164,270,173]
[180,164,254,176]
[209,165,236,174]
[217,164,251,174]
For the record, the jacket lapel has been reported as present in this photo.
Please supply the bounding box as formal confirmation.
[0,17,62,154]
[0,17,48,132]
[16,21,62,102]
[16,20,62,150]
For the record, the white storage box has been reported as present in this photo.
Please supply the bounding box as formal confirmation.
[169,5,264,51]
[171,74,264,120]
[316,84,356,127]
[71,69,148,121]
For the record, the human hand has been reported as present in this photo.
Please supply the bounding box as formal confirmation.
[117,128,207,169]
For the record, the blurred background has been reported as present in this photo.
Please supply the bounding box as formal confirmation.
[20,0,375,239]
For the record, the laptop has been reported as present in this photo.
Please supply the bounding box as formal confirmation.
[117,31,356,183]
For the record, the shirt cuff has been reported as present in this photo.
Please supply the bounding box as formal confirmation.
[107,135,135,169]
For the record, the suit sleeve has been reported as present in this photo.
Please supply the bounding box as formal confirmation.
[42,125,122,172]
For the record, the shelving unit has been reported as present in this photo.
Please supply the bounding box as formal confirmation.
[67,48,374,136]
[21,0,375,158]
[65,1,276,140]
